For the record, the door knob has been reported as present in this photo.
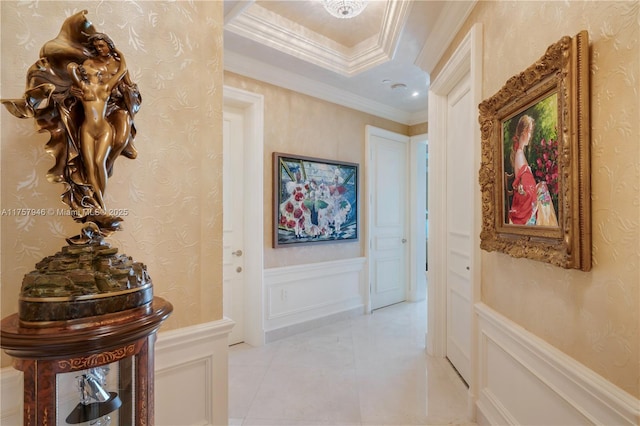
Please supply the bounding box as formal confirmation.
[401,238,407,243]
[236,266,243,273]
[232,250,243,256]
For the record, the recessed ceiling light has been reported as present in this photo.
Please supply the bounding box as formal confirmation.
[382,79,391,84]
[391,83,407,90]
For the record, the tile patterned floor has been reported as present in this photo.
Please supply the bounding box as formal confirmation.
[229,301,476,426]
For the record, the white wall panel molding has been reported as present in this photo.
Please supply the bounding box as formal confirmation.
[264,257,366,337]
[155,317,234,426]
[476,303,640,426]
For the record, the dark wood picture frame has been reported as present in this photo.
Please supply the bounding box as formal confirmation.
[273,152,359,248]
[478,31,591,271]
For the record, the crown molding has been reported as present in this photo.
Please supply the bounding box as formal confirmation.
[416,0,477,75]
[224,50,413,125]
[378,0,411,57]
[224,1,410,77]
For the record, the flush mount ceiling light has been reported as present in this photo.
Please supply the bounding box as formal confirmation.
[391,83,407,90]
[323,0,368,19]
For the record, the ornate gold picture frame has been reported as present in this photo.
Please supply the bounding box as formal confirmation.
[478,31,591,271]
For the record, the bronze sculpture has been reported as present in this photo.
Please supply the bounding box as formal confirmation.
[2,10,141,238]
[2,11,151,321]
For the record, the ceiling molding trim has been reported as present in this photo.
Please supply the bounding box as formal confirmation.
[224,50,412,125]
[224,2,409,77]
[415,0,477,75]
[378,0,412,58]
[347,35,395,75]
[225,5,350,74]
[347,0,412,75]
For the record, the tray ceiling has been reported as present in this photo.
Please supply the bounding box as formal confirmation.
[224,1,476,124]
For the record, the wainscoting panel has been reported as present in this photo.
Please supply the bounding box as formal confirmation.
[264,257,366,340]
[0,317,234,426]
[475,303,639,426]
[155,317,234,426]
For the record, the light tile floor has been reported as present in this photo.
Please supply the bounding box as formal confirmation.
[229,301,476,426]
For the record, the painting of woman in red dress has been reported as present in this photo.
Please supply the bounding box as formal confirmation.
[504,96,559,227]
[508,115,538,224]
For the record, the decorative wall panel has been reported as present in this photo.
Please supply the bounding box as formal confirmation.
[476,304,639,425]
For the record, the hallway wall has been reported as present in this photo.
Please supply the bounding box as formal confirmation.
[434,0,639,400]
[224,72,409,269]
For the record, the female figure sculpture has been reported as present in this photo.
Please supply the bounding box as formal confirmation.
[81,33,140,176]
[67,46,128,211]
[1,12,141,237]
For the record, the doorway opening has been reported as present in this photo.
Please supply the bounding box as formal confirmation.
[222,85,265,347]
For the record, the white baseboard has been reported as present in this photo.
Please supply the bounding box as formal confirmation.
[475,303,640,426]
[1,317,234,426]
[263,257,366,340]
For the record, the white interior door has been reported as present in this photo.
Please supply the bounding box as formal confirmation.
[223,106,245,345]
[367,127,409,310]
[445,72,472,383]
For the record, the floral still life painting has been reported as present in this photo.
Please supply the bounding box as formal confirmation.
[273,153,358,247]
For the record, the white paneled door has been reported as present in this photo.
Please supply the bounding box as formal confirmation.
[445,72,472,384]
[367,126,409,311]
[223,106,245,345]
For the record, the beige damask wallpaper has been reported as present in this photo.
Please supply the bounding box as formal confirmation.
[436,1,639,398]
[1,1,223,367]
